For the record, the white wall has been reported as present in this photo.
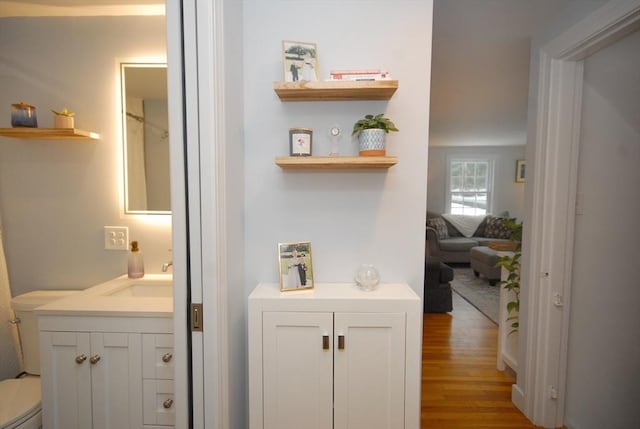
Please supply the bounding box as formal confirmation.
[223,0,246,428]
[427,145,525,219]
[0,16,172,296]
[565,28,640,429]
[243,0,432,296]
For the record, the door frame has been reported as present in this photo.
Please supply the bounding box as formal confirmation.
[167,0,232,428]
[518,1,640,427]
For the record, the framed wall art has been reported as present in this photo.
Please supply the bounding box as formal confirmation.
[282,40,318,82]
[289,127,312,156]
[278,241,313,291]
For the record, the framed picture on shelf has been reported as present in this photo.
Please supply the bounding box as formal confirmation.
[516,160,526,183]
[289,127,313,156]
[282,40,318,82]
[278,241,314,292]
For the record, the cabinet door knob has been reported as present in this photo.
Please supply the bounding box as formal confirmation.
[338,335,345,350]
[75,354,87,364]
[89,354,101,364]
[163,398,174,409]
[322,335,329,350]
[162,352,173,363]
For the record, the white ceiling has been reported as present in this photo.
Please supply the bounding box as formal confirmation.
[11,0,158,4]
[0,0,163,17]
[429,0,571,147]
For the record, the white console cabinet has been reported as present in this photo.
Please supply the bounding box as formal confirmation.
[249,283,421,429]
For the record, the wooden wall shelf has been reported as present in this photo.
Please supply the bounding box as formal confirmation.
[275,156,397,169]
[273,80,398,101]
[0,128,100,140]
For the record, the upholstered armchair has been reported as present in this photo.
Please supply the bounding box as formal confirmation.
[424,257,454,313]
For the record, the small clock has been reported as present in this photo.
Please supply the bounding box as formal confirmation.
[289,128,313,156]
[328,124,343,155]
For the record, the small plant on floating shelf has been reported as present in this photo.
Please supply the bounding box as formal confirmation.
[351,114,399,137]
[496,219,523,335]
[51,108,75,117]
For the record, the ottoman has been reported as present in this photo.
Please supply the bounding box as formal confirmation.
[470,246,501,286]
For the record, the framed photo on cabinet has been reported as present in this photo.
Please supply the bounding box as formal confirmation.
[282,40,318,82]
[278,241,314,291]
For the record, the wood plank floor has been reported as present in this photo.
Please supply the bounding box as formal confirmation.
[421,292,541,428]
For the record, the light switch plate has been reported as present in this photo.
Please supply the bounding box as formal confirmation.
[104,226,129,250]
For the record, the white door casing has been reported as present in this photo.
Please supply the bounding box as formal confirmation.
[520,0,640,427]
[166,0,231,428]
[165,0,190,427]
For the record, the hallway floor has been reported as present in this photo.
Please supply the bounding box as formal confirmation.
[421,292,539,428]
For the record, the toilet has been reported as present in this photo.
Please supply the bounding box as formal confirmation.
[0,290,79,429]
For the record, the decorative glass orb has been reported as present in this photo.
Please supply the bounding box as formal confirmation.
[355,264,380,291]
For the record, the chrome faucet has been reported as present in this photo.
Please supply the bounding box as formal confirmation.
[162,261,173,272]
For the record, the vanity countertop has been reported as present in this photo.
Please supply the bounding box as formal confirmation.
[35,274,173,318]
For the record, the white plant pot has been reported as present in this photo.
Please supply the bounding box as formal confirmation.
[53,115,74,129]
[358,129,386,156]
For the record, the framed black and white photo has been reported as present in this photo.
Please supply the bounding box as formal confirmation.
[278,242,313,292]
[282,40,318,82]
[516,160,526,183]
[289,128,312,156]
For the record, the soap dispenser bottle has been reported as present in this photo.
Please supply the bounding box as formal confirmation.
[128,241,145,279]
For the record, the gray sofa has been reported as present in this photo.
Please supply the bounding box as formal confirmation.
[425,213,513,264]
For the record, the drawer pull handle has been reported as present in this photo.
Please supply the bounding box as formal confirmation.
[338,335,345,350]
[90,354,101,364]
[75,354,87,364]
[322,335,329,350]
[163,398,174,409]
[162,352,173,363]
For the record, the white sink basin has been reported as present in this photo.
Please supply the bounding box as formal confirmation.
[33,274,174,316]
[109,281,173,297]
[83,274,174,298]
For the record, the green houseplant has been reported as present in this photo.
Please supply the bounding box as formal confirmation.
[496,219,522,335]
[51,107,75,129]
[352,114,398,157]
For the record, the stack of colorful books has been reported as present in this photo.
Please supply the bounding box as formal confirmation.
[329,69,391,81]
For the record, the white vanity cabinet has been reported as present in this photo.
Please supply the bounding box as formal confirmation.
[40,331,142,429]
[38,315,174,429]
[249,283,422,429]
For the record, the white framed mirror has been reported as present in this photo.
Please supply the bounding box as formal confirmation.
[121,62,170,214]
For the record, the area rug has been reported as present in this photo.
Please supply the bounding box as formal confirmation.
[450,266,499,324]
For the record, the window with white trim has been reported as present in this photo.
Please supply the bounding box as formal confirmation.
[446,159,493,215]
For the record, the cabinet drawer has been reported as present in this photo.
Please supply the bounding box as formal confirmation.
[143,379,175,426]
[143,334,174,379]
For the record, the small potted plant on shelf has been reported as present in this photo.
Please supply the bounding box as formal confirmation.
[51,107,75,129]
[352,113,398,156]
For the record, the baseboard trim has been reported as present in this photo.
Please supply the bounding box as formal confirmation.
[512,383,525,413]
